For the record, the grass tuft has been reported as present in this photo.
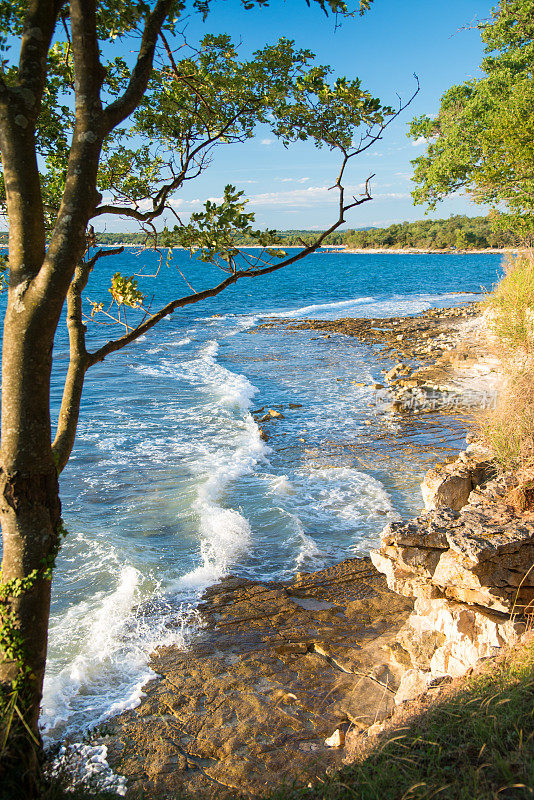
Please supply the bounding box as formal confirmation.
[486,252,534,354]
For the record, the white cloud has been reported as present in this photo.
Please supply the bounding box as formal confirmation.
[247,185,336,208]
[261,138,274,146]
[246,183,367,208]
[375,191,411,200]
[411,137,427,147]
[277,176,311,184]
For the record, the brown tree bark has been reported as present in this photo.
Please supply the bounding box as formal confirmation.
[0,2,177,793]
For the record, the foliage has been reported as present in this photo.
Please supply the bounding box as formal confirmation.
[344,213,513,249]
[410,0,534,236]
[108,273,145,308]
[174,185,286,267]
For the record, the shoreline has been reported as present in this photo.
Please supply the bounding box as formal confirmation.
[342,247,516,255]
[94,244,517,254]
[98,300,511,797]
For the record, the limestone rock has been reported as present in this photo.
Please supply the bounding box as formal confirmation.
[372,449,533,695]
[422,469,473,511]
[395,669,430,705]
[384,363,405,382]
[325,729,345,748]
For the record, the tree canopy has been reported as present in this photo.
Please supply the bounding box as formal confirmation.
[410,0,534,237]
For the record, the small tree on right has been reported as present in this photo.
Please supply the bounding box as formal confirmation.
[410,0,534,241]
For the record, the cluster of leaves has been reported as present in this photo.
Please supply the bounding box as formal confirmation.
[170,185,286,267]
[108,273,145,308]
[410,0,534,234]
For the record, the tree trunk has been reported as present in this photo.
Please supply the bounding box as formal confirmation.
[0,287,62,796]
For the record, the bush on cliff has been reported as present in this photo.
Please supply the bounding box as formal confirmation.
[481,253,534,477]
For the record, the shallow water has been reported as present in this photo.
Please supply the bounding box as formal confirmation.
[2,248,504,742]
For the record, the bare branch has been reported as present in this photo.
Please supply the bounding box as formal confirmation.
[86,172,367,366]
[104,0,174,131]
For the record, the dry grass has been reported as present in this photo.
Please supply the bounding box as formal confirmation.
[486,251,534,355]
[479,252,534,476]
[480,364,534,474]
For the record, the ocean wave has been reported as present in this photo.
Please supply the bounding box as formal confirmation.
[266,296,375,318]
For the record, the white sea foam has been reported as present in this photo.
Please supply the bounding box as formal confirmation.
[264,291,481,322]
[268,296,375,318]
[42,563,201,742]
[269,475,295,495]
[303,465,396,522]
[292,517,323,572]
[177,416,267,588]
[50,743,127,796]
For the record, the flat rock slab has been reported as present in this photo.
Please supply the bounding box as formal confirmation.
[105,558,412,798]
[255,304,481,371]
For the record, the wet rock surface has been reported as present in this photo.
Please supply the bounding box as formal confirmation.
[256,303,480,370]
[256,302,501,415]
[105,559,413,798]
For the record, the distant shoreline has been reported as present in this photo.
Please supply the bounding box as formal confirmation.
[99,243,517,255]
[342,247,518,255]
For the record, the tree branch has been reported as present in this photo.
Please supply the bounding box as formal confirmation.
[36,0,109,307]
[86,178,369,366]
[103,0,174,131]
[52,247,123,472]
[16,0,65,116]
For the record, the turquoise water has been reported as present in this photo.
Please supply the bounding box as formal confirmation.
[27,248,503,741]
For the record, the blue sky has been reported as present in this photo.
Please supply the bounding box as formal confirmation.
[130,0,494,233]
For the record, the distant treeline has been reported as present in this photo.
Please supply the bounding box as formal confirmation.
[93,228,349,247]
[40,213,515,251]
[343,214,514,250]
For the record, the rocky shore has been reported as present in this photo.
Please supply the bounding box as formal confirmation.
[104,559,413,798]
[371,444,532,704]
[101,302,534,798]
[257,301,500,416]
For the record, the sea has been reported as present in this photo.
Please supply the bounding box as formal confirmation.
[3,248,505,747]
